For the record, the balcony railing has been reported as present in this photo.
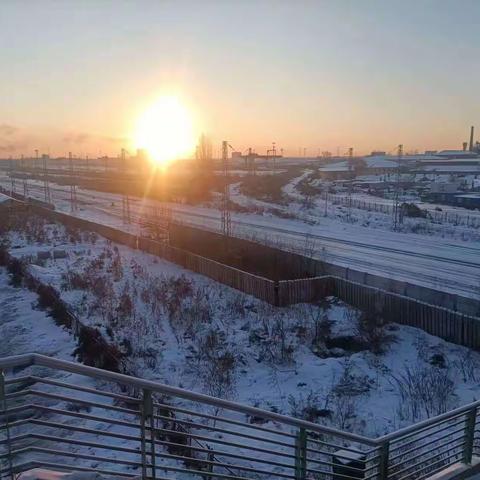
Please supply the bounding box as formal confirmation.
[1,354,478,479]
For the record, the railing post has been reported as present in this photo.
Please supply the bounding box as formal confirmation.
[295,427,307,480]
[0,370,14,480]
[463,406,477,465]
[141,388,155,480]
[378,440,390,480]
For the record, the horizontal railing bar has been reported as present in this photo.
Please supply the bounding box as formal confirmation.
[306,456,367,473]
[153,437,296,470]
[391,442,464,479]
[0,403,34,417]
[28,416,296,461]
[4,375,35,385]
[25,446,144,468]
[380,405,475,443]
[394,449,463,480]
[32,404,141,429]
[307,464,373,480]
[412,458,465,480]
[389,427,465,463]
[388,415,467,449]
[151,425,297,459]
[154,449,295,479]
[0,354,34,370]
[28,375,141,403]
[153,412,295,448]
[29,418,142,443]
[27,353,378,445]
[154,400,296,439]
[14,460,144,479]
[3,390,28,400]
[25,389,139,415]
[306,438,378,456]
[28,433,142,456]
[390,438,465,475]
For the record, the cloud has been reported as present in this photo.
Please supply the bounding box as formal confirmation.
[63,132,91,144]
[0,141,27,153]
[0,124,19,137]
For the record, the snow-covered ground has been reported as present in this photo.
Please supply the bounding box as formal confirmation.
[4,215,480,440]
[1,173,479,300]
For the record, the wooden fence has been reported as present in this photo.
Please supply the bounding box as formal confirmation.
[23,203,480,349]
[278,275,480,350]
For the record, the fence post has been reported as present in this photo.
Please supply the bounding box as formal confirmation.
[141,388,156,479]
[0,369,14,480]
[463,406,477,465]
[378,440,390,480]
[295,427,307,480]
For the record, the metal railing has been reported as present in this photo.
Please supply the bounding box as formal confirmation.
[1,354,479,479]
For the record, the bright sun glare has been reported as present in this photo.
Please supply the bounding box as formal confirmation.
[134,95,195,166]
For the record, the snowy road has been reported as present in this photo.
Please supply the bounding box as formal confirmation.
[2,176,480,299]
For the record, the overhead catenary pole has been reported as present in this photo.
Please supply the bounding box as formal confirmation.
[221,140,231,238]
[42,154,51,204]
[346,147,354,222]
[393,144,403,230]
[69,152,78,212]
[121,148,131,224]
[21,154,28,199]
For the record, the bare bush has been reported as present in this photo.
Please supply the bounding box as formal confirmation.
[390,363,457,422]
[454,350,479,383]
[192,329,237,400]
[356,312,394,355]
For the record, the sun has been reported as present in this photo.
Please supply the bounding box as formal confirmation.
[134,95,195,166]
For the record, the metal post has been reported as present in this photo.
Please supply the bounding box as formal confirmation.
[295,427,307,480]
[141,388,155,480]
[463,407,477,464]
[0,370,14,480]
[378,440,390,480]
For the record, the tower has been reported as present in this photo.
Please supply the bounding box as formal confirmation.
[469,126,475,152]
[221,141,231,238]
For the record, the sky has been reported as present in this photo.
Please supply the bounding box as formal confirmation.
[1,0,479,158]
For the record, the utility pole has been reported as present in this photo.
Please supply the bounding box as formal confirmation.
[69,152,78,212]
[121,148,131,224]
[221,141,231,238]
[393,144,403,230]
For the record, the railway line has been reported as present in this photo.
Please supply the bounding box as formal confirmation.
[2,176,479,299]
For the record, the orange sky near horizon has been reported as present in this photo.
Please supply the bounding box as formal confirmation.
[1,1,479,159]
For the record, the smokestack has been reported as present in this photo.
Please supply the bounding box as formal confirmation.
[463,142,468,151]
[469,126,474,151]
